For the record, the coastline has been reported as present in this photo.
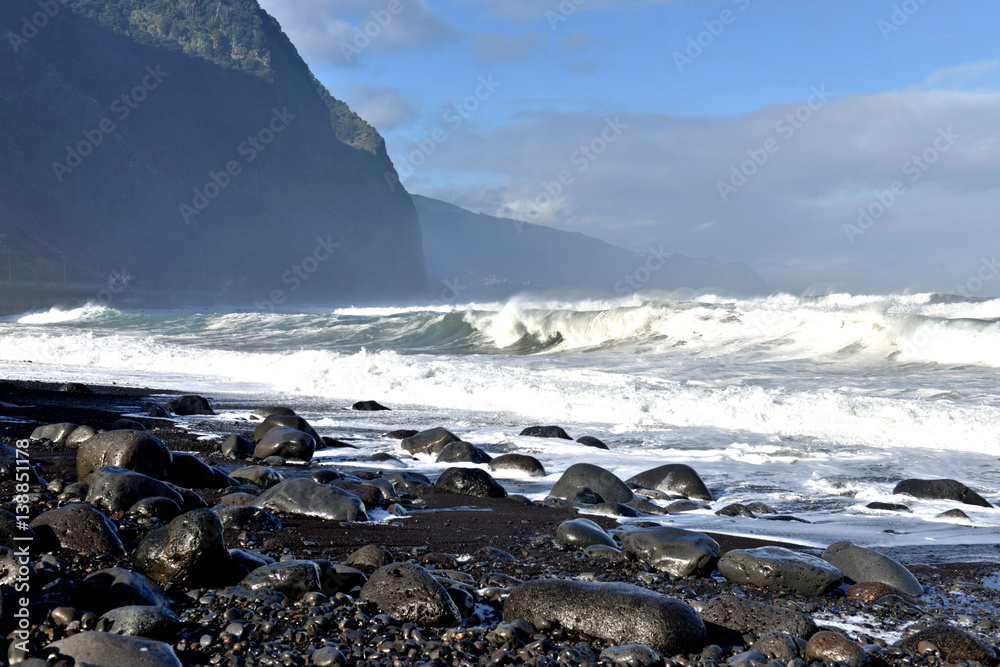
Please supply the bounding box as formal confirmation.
[2,378,998,666]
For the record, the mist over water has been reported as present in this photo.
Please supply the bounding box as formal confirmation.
[2,291,999,554]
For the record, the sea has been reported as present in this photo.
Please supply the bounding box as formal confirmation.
[2,291,999,562]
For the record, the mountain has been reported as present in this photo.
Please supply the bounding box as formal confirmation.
[0,0,427,309]
[413,195,769,301]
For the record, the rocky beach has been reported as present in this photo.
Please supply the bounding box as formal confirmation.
[1,379,998,667]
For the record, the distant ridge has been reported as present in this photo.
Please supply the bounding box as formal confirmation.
[413,195,769,301]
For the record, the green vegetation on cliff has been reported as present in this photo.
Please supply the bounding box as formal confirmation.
[63,0,382,155]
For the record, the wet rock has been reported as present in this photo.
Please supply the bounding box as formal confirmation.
[753,631,801,661]
[311,647,348,666]
[489,453,546,477]
[384,429,419,439]
[165,394,214,416]
[77,430,173,483]
[345,544,394,573]
[716,503,756,518]
[30,504,125,557]
[335,482,383,510]
[805,631,864,667]
[866,501,911,512]
[220,434,255,459]
[0,444,36,482]
[230,465,283,489]
[214,505,282,532]
[821,540,922,596]
[846,581,918,604]
[477,546,516,562]
[938,508,973,521]
[556,518,617,550]
[700,595,817,640]
[352,400,390,411]
[386,471,431,494]
[142,403,172,418]
[112,418,145,431]
[576,435,610,450]
[361,562,461,628]
[168,452,232,489]
[627,463,712,501]
[29,422,78,444]
[665,499,711,513]
[85,467,184,514]
[599,644,659,666]
[240,560,326,600]
[252,478,367,521]
[134,508,232,588]
[401,427,460,456]
[98,605,179,639]
[588,502,642,517]
[58,382,92,394]
[315,561,367,595]
[130,497,183,522]
[893,478,992,507]
[250,406,296,420]
[896,623,998,665]
[745,501,777,515]
[434,467,507,498]
[728,650,768,666]
[718,546,843,596]
[82,567,173,612]
[620,526,720,577]
[505,579,707,654]
[252,413,319,444]
[46,631,182,667]
[254,426,316,462]
[66,425,98,448]
[551,463,634,504]
[436,441,492,464]
[519,425,572,439]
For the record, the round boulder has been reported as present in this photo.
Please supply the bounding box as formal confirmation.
[434,467,506,498]
[352,400,390,411]
[252,414,320,445]
[30,504,125,557]
[240,560,324,600]
[85,467,184,514]
[46,632,182,667]
[620,526,720,577]
[252,478,367,521]
[576,435,610,450]
[821,541,922,596]
[718,546,843,596]
[361,562,461,628]
[436,441,492,464]
[134,508,232,588]
[253,426,316,462]
[401,427,459,456]
[489,453,546,477]
[700,595,818,640]
[627,463,712,501]
[165,395,215,416]
[893,479,992,507]
[805,631,865,667]
[30,422,78,445]
[896,623,998,666]
[555,518,617,550]
[519,425,572,439]
[98,605,179,640]
[220,434,255,459]
[504,579,707,654]
[77,430,173,483]
[550,463,633,504]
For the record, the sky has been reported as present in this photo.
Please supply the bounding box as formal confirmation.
[257,0,1000,296]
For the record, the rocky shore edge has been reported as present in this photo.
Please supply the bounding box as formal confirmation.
[0,380,998,667]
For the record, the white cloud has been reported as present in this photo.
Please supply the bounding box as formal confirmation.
[472,32,548,65]
[258,0,461,67]
[339,84,417,131]
[403,89,1000,294]
[924,59,1000,87]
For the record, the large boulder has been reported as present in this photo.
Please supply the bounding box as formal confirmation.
[620,526,719,577]
[82,567,173,613]
[67,425,98,448]
[214,505,282,533]
[436,441,492,464]
[718,546,843,596]
[30,504,125,556]
[168,452,233,489]
[550,463,633,504]
[360,563,461,628]
[240,560,325,600]
[253,427,316,462]
[489,453,546,477]
[165,395,215,416]
[47,631,182,667]
[700,595,817,640]
[555,519,617,550]
[98,605,180,640]
[519,425,572,439]
[627,463,712,501]
[896,624,998,666]
[821,541,922,596]
[434,467,506,498]
[504,579,707,654]
[30,422,79,445]
[134,509,232,588]
[252,478,367,521]
[85,467,184,514]
[230,465,283,489]
[77,430,173,483]
[252,414,320,445]
[220,434,255,460]
[893,479,992,508]
[401,427,460,456]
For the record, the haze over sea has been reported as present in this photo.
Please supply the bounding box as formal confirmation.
[2,291,999,560]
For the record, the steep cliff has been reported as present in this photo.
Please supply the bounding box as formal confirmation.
[0,0,427,307]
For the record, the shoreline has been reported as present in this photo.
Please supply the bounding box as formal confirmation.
[2,378,999,666]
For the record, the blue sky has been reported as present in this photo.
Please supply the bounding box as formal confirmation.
[258,0,1000,295]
